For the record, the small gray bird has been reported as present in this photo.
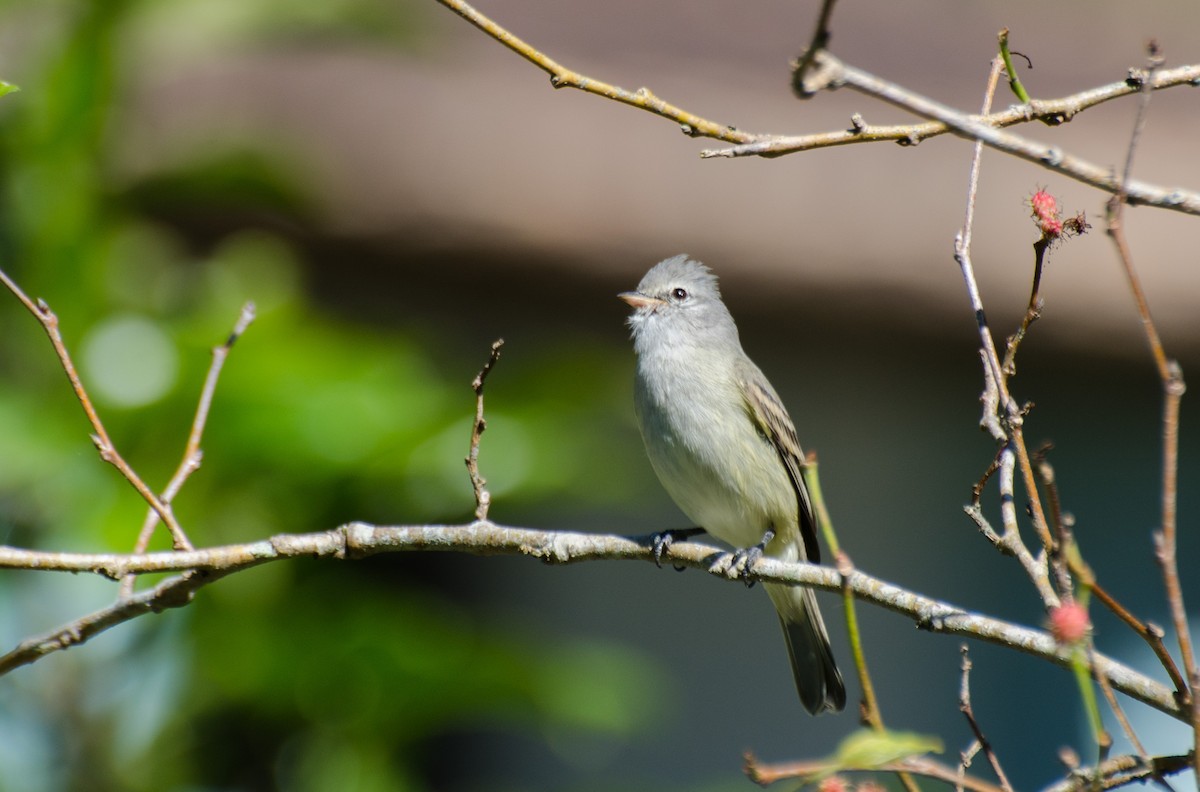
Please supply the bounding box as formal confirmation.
[620,254,845,714]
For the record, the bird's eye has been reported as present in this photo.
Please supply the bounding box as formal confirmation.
[671,287,689,301]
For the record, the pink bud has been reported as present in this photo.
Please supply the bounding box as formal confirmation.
[1030,189,1064,238]
[1048,602,1090,643]
[818,776,847,792]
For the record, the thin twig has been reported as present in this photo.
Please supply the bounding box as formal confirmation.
[0,266,192,550]
[434,0,749,143]
[997,443,1058,604]
[706,63,1200,163]
[970,448,1003,508]
[805,456,918,792]
[1001,236,1049,376]
[958,646,1014,792]
[1039,752,1192,792]
[952,59,1058,603]
[1089,644,1149,762]
[1104,43,1195,749]
[746,751,1007,792]
[805,453,919,790]
[708,55,1200,217]
[791,0,838,98]
[963,504,1005,550]
[977,349,1005,444]
[1031,448,1075,604]
[803,458,874,713]
[1119,42,1165,196]
[0,523,1184,720]
[828,53,1200,214]
[1090,584,1188,703]
[1106,208,1172,381]
[998,29,1031,104]
[120,302,256,598]
[466,338,504,521]
[0,569,223,675]
[1068,640,1113,776]
[960,740,982,792]
[1039,442,1189,699]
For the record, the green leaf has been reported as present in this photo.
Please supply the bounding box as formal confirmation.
[804,728,944,781]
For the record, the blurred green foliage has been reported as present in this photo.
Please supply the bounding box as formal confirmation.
[0,2,665,790]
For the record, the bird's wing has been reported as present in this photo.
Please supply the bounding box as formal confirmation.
[737,363,821,564]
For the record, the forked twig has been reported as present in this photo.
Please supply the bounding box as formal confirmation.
[1040,752,1191,792]
[119,302,257,598]
[954,58,1058,606]
[1032,450,1188,698]
[958,646,1014,792]
[790,0,838,98]
[0,266,193,550]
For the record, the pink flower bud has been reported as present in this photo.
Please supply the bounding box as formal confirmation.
[1030,188,1064,238]
[1048,602,1090,644]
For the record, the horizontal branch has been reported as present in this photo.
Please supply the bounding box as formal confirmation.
[433,0,1200,215]
[701,63,1200,159]
[0,522,1181,721]
[835,58,1200,215]
[708,57,1200,216]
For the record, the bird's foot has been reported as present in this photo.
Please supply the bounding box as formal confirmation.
[727,528,776,588]
[649,527,706,570]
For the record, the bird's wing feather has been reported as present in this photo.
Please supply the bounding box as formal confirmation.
[737,365,820,564]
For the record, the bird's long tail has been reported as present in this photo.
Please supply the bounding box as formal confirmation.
[766,582,846,715]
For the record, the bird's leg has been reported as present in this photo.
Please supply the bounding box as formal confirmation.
[649,527,706,569]
[729,527,775,588]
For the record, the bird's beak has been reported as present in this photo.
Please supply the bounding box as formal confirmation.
[619,291,663,310]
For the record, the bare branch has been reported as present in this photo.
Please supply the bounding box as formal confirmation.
[746,750,1008,792]
[1103,42,1196,749]
[1089,644,1149,763]
[434,0,749,144]
[825,53,1200,214]
[712,64,1200,159]
[708,54,1200,216]
[0,569,226,675]
[120,301,257,598]
[466,338,504,521]
[0,523,1183,720]
[1001,236,1049,377]
[953,59,1057,606]
[0,266,193,550]
[1039,752,1192,792]
[790,0,838,98]
[434,0,1200,214]
[959,646,1014,792]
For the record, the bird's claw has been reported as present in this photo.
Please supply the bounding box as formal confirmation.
[649,527,705,570]
[727,528,775,588]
